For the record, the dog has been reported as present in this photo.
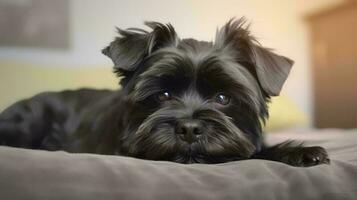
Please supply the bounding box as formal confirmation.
[0,18,329,167]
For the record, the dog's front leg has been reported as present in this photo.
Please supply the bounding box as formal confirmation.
[253,141,330,167]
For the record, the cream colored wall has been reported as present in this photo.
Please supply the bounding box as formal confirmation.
[0,0,344,124]
[0,61,118,110]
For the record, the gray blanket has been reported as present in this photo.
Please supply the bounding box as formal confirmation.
[0,129,357,200]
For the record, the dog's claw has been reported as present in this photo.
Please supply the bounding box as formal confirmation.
[296,146,330,167]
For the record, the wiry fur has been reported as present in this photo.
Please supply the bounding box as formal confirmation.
[0,18,329,166]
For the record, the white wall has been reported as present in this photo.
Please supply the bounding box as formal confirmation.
[0,0,344,122]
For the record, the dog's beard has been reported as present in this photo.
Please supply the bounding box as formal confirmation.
[123,106,256,164]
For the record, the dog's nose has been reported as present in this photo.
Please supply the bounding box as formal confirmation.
[175,120,203,143]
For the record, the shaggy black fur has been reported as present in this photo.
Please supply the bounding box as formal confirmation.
[0,18,329,166]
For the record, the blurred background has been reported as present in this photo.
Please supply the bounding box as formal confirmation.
[0,0,356,132]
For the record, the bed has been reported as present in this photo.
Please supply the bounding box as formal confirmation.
[0,129,357,200]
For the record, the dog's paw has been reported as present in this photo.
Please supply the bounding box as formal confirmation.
[285,146,330,167]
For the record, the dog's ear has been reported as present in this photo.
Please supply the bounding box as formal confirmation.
[102,21,179,75]
[215,18,294,96]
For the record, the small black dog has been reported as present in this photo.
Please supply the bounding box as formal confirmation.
[0,18,329,166]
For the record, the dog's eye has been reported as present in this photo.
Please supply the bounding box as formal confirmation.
[215,93,231,105]
[157,91,172,102]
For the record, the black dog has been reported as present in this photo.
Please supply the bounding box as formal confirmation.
[0,18,329,166]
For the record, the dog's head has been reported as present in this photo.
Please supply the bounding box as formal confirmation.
[102,18,293,163]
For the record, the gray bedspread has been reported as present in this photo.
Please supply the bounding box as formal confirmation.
[0,129,357,200]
